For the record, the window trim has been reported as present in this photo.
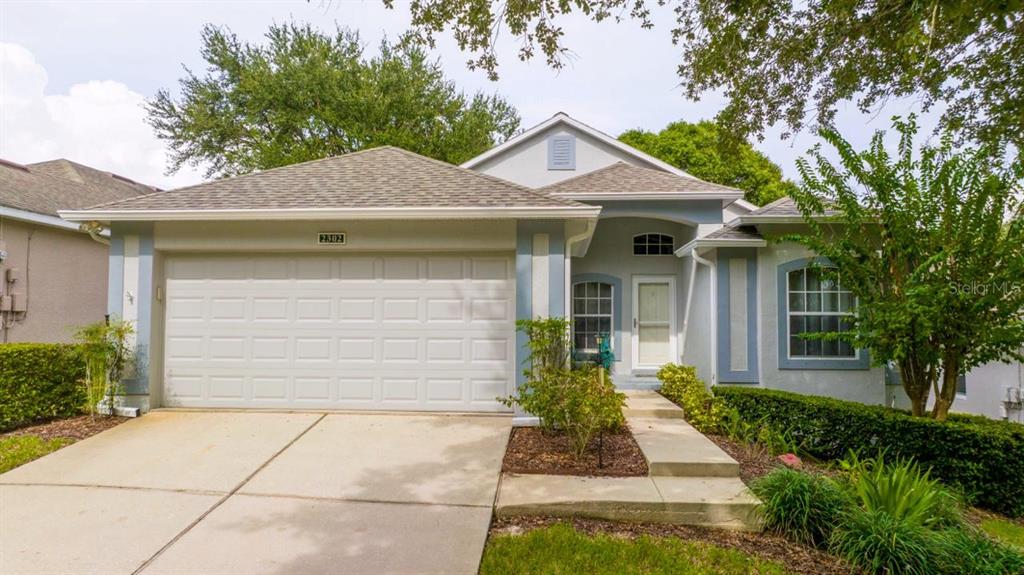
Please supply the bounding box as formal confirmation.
[777,257,870,370]
[570,273,622,360]
[632,233,675,256]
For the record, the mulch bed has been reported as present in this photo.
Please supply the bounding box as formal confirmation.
[705,433,781,484]
[502,425,649,477]
[1,415,128,441]
[490,515,857,575]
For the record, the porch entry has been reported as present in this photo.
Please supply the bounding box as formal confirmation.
[632,276,676,370]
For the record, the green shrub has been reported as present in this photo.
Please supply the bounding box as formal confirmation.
[843,455,962,529]
[715,386,1024,517]
[930,528,1024,575]
[502,319,625,458]
[656,364,729,433]
[829,508,934,575]
[0,343,85,431]
[751,467,853,546]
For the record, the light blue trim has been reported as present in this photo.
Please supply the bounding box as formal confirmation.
[107,234,124,317]
[571,273,623,362]
[716,248,759,383]
[547,134,576,170]
[515,223,533,391]
[548,225,566,316]
[594,199,723,225]
[777,256,871,370]
[128,230,154,395]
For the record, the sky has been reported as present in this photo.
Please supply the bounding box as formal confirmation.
[0,0,941,191]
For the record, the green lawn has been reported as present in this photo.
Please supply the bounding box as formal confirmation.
[982,518,1024,549]
[0,435,73,474]
[480,523,789,575]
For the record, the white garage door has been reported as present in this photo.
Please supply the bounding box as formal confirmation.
[162,253,515,412]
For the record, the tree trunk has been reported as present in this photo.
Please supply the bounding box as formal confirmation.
[899,357,933,417]
[932,354,960,421]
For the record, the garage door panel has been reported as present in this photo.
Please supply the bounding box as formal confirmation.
[163,254,514,411]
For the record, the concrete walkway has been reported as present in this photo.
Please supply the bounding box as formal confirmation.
[0,411,511,575]
[495,391,761,530]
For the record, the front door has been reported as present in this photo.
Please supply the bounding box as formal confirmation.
[632,276,676,370]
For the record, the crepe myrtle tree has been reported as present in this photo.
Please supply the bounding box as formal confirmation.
[788,116,1024,419]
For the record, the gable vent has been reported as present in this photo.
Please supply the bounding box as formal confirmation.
[548,134,576,170]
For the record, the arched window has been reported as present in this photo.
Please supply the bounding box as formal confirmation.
[572,281,613,352]
[785,266,856,358]
[633,233,674,255]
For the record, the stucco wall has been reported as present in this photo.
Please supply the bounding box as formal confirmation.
[571,217,696,378]
[681,257,714,384]
[0,219,108,343]
[750,241,886,404]
[888,357,1024,422]
[473,125,665,188]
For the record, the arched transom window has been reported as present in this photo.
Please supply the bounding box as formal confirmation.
[633,233,674,255]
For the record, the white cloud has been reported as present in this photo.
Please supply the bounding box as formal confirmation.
[0,43,203,189]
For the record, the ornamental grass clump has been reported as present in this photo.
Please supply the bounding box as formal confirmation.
[751,468,852,546]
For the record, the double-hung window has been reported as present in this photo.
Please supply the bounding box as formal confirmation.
[786,266,856,358]
[572,282,613,353]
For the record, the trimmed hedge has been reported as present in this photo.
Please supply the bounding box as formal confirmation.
[0,343,85,431]
[714,386,1024,517]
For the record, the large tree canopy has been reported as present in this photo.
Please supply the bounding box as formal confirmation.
[148,23,520,178]
[620,120,796,205]
[389,1,1024,148]
[789,117,1024,419]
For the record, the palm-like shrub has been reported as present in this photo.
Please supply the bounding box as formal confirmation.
[751,468,852,546]
[843,454,961,529]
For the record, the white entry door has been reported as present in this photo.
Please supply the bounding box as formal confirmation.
[162,253,515,412]
[632,276,676,370]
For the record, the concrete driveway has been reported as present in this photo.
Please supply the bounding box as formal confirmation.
[0,411,511,575]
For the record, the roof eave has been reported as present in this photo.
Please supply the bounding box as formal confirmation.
[59,206,603,223]
[675,237,768,256]
[2,205,86,233]
[552,191,744,201]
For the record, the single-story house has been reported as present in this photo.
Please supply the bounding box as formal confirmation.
[0,158,155,343]
[59,113,1023,422]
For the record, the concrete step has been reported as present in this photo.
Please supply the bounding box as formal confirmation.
[629,416,740,478]
[495,473,760,531]
[622,390,684,419]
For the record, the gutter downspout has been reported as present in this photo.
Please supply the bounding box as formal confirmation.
[80,222,110,246]
[691,248,717,386]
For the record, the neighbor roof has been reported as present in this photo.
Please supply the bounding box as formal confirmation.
[28,159,158,198]
[0,158,151,217]
[62,147,600,221]
[539,162,742,197]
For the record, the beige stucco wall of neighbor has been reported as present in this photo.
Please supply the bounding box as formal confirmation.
[472,124,666,188]
[0,219,109,343]
[752,241,886,404]
[571,217,696,377]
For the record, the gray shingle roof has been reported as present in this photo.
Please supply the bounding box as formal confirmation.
[745,196,840,218]
[84,146,583,212]
[539,162,741,195]
[704,223,763,241]
[0,158,151,216]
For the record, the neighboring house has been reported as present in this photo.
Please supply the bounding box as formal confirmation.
[0,158,156,343]
[59,112,1023,422]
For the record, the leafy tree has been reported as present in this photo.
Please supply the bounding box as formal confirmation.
[620,120,796,205]
[147,23,520,178]
[389,1,1024,148]
[788,117,1024,419]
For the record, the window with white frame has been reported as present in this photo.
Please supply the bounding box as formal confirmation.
[573,282,613,352]
[633,233,674,255]
[787,266,856,358]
